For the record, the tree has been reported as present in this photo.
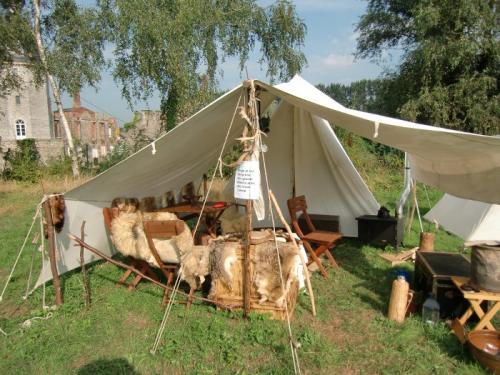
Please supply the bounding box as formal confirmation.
[1,0,108,176]
[356,0,499,135]
[100,0,307,129]
[2,0,306,174]
[317,78,402,116]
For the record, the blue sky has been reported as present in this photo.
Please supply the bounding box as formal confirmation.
[62,0,399,124]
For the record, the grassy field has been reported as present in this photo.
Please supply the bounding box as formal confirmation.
[0,173,488,374]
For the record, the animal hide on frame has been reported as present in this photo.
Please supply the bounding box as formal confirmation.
[109,198,211,290]
[253,241,300,307]
[208,239,238,300]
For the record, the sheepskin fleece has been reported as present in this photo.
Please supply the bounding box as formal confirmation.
[111,211,194,267]
[179,245,211,289]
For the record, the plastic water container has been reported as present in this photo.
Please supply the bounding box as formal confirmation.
[422,297,440,324]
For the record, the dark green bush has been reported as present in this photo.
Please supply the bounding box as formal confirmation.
[2,139,42,183]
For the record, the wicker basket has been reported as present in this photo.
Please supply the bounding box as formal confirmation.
[210,241,299,320]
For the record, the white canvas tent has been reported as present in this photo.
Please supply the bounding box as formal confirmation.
[424,194,500,242]
[35,75,500,287]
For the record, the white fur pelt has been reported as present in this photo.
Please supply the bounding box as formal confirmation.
[110,206,212,290]
[142,212,194,265]
[110,210,193,266]
[253,241,299,307]
[179,245,211,290]
[110,210,148,260]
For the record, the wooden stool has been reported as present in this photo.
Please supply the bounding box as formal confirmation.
[452,276,500,331]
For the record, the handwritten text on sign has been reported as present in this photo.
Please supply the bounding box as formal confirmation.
[234,160,260,200]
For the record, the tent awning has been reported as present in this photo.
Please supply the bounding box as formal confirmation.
[255,76,500,204]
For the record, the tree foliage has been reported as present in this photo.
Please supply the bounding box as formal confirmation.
[0,0,37,94]
[0,0,107,95]
[356,0,499,135]
[100,0,307,128]
[317,78,402,116]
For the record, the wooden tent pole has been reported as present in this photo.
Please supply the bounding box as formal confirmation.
[243,199,253,317]
[79,221,91,307]
[42,199,62,305]
[269,190,316,316]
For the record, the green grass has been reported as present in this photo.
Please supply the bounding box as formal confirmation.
[0,175,488,374]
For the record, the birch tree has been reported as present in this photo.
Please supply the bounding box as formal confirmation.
[1,0,108,176]
[100,0,307,129]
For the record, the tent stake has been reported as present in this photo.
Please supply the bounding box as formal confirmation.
[43,199,62,305]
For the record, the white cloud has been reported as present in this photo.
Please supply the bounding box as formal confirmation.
[321,53,355,68]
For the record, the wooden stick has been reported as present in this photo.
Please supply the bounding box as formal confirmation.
[243,199,252,318]
[406,181,417,233]
[68,234,234,310]
[43,199,63,305]
[269,190,316,317]
[79,221,91,307]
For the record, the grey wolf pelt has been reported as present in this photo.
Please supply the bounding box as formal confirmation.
[208,240,238,298]
[139,196,157,212]
[253,241,299,307]
[43,194,66,238]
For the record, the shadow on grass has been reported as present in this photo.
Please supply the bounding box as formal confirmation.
[78,357,140,375]
[334,238,400,314]
[333,239,480,368]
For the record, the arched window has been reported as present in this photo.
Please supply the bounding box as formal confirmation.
[15,119,26,140]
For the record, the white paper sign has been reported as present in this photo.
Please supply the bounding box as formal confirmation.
[234,160,260,200]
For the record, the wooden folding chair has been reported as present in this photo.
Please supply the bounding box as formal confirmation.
[103,208,160,291]
[143,220,195,306]
[287,195,342,278]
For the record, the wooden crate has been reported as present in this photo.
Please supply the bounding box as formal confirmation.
[210,241,299,320]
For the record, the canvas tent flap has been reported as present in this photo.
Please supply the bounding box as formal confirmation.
[255,75,500,204]
[65,85,248,202]
[292,108,379,235]
[35,200,112,288]
[424,194,500,242]
[247,101,379,236]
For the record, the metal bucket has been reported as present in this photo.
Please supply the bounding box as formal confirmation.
[471,245,500,292]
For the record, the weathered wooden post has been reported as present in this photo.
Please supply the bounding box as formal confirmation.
[243,199,253,317]
[42,198,63,305]
[80,221,91,307]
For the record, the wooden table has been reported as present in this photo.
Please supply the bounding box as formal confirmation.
[159,201,231,237]
[452,276,500,331]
